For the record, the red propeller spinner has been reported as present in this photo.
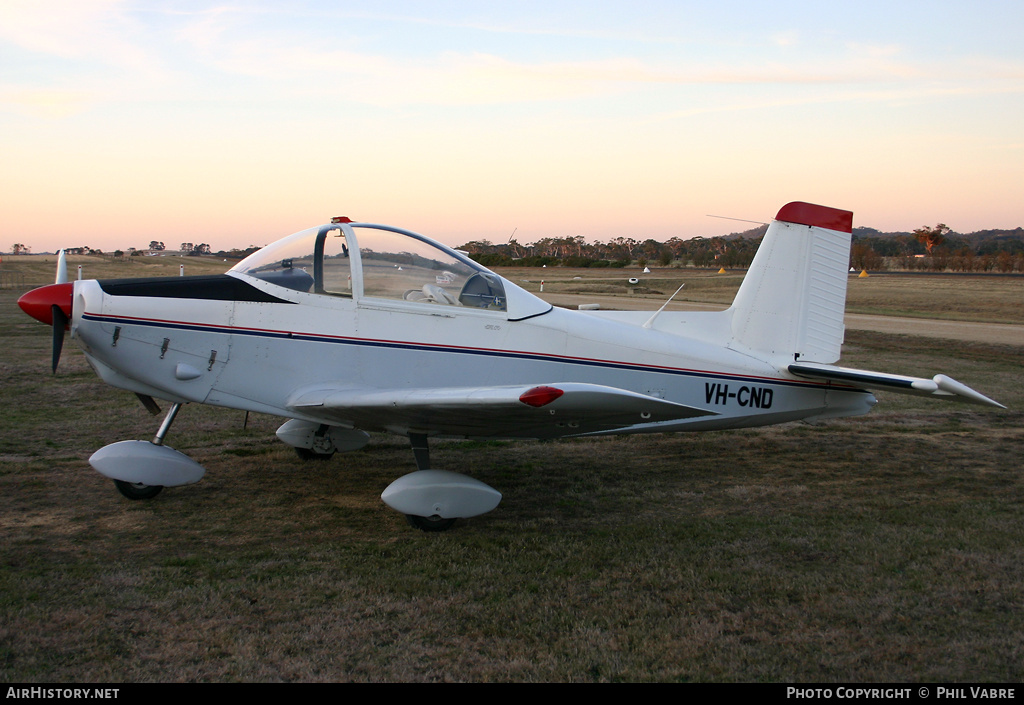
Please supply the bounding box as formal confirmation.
[17,282,73,326]
[18,282,74,373]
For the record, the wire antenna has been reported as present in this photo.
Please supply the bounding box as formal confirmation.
[706,214,768,226]
[642,283,685,329]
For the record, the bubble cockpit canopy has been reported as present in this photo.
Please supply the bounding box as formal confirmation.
[231,222,507,311]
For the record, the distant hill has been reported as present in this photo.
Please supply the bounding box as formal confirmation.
[850,226,1024,258]
[721,224,1024,252]
[719,224,768,240]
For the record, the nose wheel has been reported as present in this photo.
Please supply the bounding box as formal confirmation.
[92,403,200,501]
[109,402,177,500]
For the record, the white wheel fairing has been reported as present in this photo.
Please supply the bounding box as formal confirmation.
[381,470,502,519]
[89,440,206,487]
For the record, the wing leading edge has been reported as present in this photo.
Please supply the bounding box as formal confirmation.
[788,362,1004,408]
[287,382,718,439]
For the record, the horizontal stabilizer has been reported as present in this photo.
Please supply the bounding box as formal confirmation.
[789,362,1004,408]
[288,382,717,439]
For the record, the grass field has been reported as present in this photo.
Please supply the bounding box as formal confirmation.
[4,253,1023,323]
[0,262,1022,682]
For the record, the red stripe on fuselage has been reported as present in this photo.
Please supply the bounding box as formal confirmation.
[83,310,854,392]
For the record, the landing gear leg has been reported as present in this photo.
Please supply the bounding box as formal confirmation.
[410,432,430,471]
[152,403,182,447]
[112,402,182,500]
[403,433,456,532]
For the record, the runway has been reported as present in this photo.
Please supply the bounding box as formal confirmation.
[537,293,1023,347]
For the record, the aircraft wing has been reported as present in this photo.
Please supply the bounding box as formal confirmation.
[287,382,717,439]
[788,362,1004,408]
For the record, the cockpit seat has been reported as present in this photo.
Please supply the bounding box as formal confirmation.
[459,272,506,309]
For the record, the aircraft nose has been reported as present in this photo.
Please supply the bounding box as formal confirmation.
[18,282,74,326]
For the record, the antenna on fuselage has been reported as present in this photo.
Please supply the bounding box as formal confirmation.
[642,283,685,329]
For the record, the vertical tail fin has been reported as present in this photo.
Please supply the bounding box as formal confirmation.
[728,202,853,363]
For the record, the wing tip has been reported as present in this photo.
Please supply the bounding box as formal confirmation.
[932,374,1006,408]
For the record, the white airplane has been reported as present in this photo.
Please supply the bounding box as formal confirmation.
[18,202,1003,530]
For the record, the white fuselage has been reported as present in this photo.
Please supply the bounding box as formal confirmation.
[69,270,875,440]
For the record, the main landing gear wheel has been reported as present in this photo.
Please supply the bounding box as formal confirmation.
[294,446,336,461]
[113,479,163,500]
[406,514,457,532]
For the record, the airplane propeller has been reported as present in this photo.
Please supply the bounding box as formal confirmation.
[50,304,69,373]
[50,251,68,372]
[18,251,74,373]
[55,249,68,285]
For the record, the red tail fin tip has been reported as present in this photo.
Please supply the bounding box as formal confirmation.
[776,202,853,233]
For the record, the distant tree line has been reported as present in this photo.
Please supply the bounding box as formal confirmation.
[459,223,1024,273]
[850,224,1024,273]
[6,242,264,261]
[459,228,767,270]
[10,223,1024,273]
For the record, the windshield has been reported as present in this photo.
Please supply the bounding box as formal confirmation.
[354,226,505,309]
[231,223,506,311]
[230,225,347,294]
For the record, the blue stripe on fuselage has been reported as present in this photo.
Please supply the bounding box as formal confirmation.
[80,312,864,393]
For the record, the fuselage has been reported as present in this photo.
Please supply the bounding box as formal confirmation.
[62,219,875,439]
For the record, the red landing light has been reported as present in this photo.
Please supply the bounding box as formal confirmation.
[331,216,353,223]
[519,386,564,408]
[18,282,74,326]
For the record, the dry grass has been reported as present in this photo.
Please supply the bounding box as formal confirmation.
[0,277,1021,682]
[1,253,234,285]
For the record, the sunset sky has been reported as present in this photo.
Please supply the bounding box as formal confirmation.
[3,1,1023,254]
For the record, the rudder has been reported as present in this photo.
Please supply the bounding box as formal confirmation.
[727,202,853,364]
